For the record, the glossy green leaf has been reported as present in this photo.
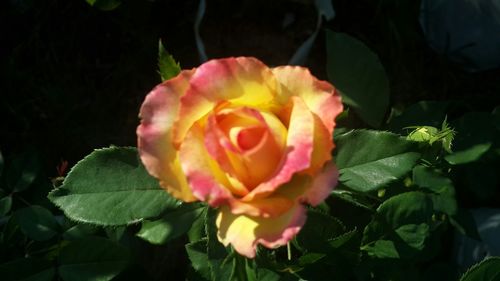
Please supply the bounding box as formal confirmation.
[13,205,59,241]
[48,147,179,226]
[158,40,181,82]
[460,257,500,281]
[0,195,12,216]
[0,257,55,281]
[335,130,420,192]
[137,203,205,244]
[326,30,390,127]
[59,237,130,281]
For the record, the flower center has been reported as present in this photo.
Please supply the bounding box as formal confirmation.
[207,105,288,192]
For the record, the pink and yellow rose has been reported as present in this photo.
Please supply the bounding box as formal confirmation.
[137,57,343,258]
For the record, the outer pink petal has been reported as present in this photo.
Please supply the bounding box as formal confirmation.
[216,204,306,258]
[178,122,233,206]
[228,195,294,218]
[137,70,197,202]
[271,66,343,134]
[243,96,314,200]
[173,57,278,147]
[300,162,339,206]
[304,114,334,175]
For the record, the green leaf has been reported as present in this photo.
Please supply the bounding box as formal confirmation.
[58,237,130,281]
[63,224,99,241]
[326,31,389,127]
[0,195,13,216]
[445,143,491,164]
[362,239,400,258]
[394,223,430,250]
[445,112,497,165]
[13,205,59,241]
[188,207,208,242]
[6,149,40,192]
[0,257,55,281]
[335,130,420,192]
[255,268,280,281]
[137,203,205,244]
[412,165,457,216]
[328,228,358,249]
[362,192,443,260]
[376,192,434,227]
[85,0,121,11]
[412,166,453,194]
[331,189,375,211]
[245,259,280,281]
[295,209,345,253]
[206,209,234,281]
[186,239,211,280]
[460,257,500,281]
[48,147,179,226]
[158,40,181,82]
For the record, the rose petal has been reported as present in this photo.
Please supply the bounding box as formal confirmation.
[137,70,197,202]
[301,162,339,206]
[304,114,334,175]
[243,96,314,200]
[174,57,278,146]
[272,66,343,134]
[179,122,233,206]
[228,195,294,218]
[216,203,306,258]
[205,107,286,191]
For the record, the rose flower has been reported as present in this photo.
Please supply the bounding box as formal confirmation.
[137,57,343,258]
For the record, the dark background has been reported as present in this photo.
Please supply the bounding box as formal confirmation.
[1,0,499,183]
